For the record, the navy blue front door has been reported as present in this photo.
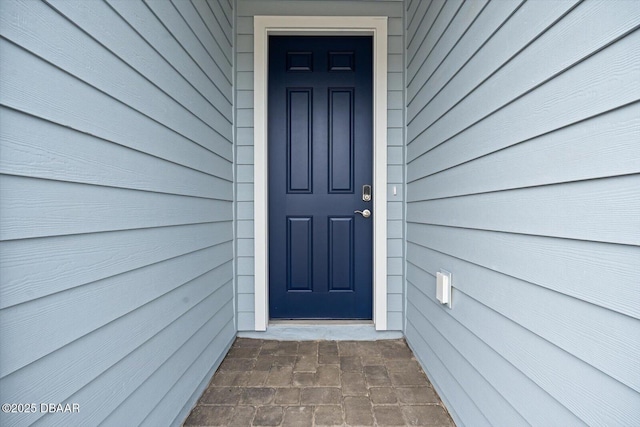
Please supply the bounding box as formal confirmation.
[268,36,373,319]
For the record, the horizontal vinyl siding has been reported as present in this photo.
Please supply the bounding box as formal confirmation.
[0,1,235,426]
[235,0,405,330]
[404,1,640,426]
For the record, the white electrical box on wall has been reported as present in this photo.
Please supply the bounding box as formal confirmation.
[436,269,452,308]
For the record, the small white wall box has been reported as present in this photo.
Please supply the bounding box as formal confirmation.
[436,269,452,308]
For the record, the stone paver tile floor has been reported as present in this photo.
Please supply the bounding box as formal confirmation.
[184,338,455,426]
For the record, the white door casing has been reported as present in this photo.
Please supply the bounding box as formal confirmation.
[253,16,388,331]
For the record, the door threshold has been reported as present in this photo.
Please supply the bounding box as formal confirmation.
[269,320,373,326]
[237,321,402,341]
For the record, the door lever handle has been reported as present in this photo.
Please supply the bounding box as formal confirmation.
[354,209,371,218]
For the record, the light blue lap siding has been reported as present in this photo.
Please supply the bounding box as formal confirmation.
[404,0,640,426]
[235,0,405,331]
[0,1,235,426]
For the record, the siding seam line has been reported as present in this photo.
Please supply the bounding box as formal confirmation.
[405,98,640,179]
[0,104,233,178]
[0,220,234,243]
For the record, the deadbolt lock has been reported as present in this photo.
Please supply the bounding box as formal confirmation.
[362,185,372,202]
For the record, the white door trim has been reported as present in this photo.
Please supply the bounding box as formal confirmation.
[253,16,388,331]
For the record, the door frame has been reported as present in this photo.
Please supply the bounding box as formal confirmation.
[253,15,388,331]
